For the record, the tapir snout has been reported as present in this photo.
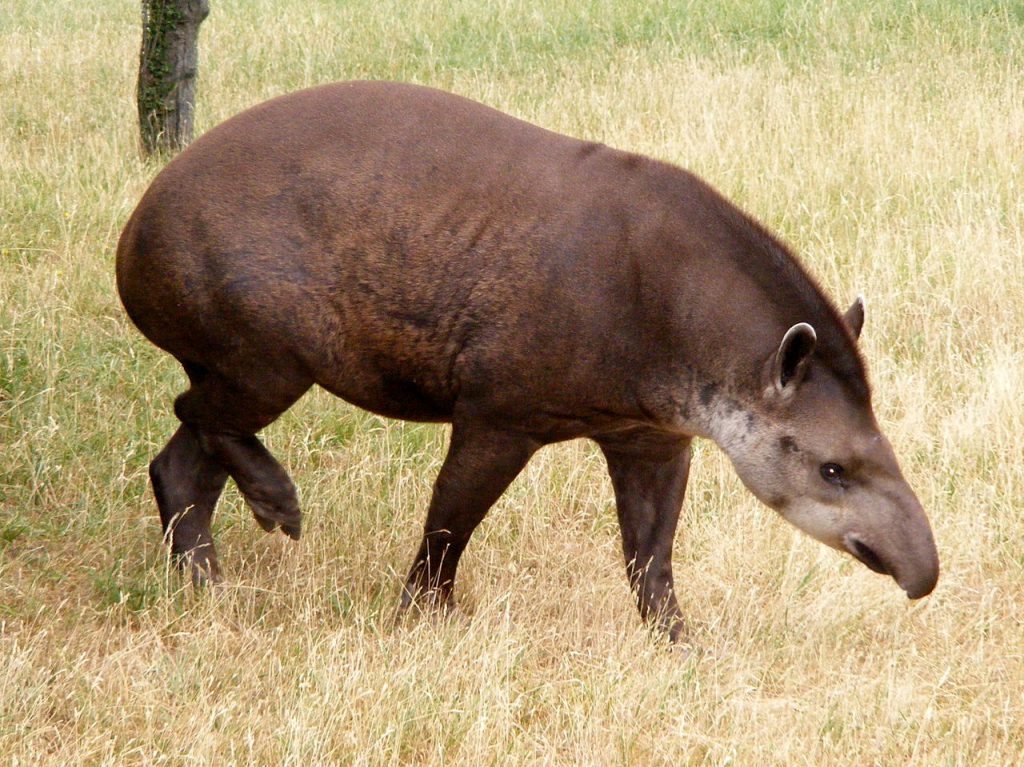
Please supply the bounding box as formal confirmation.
[842,487,939,599]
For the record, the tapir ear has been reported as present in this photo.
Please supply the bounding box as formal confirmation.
[844,295,865,340]
[773,322,817,390]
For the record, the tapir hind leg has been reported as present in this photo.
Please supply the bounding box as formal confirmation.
[197,433,305,540]
[154,362,312,583]
[150,424,229,585]
[597,433,692,642]
[401,421,537,611]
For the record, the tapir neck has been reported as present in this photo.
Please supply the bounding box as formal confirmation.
[628,162,869,417]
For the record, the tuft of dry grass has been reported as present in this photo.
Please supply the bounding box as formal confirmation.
[2,0,1022,763]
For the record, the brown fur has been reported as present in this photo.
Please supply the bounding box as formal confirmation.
[117,82,937,640]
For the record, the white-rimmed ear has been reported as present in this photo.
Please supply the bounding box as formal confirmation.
[844,295,865,340]
[773,322,817,390]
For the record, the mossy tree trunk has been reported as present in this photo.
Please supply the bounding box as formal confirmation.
[137,0,210,156]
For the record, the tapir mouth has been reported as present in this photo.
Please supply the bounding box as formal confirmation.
[843,534,890,576]
[842,524,939,600]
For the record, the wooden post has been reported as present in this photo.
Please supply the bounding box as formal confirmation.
[137,0,210,156]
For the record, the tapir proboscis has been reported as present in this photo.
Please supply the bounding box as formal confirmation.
[116,81,939,640]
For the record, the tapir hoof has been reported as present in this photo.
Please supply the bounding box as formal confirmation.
[249,500,302,540]
[399,583,455,614]
[175,548,223,588]
[394,589,462,634]
[254,514,277,533]
[665,617,688,645]
[191,563,224,588]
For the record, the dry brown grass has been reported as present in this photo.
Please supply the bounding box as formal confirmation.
[2,1,1022,763]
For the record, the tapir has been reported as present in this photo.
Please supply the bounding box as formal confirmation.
[116,81,939,640]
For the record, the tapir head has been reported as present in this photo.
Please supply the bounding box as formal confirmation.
[722,298,939,598]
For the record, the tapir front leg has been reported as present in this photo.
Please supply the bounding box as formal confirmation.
[597,433,692,642]
[401,421,537,612]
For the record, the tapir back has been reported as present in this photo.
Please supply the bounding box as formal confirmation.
[118,81,689,428]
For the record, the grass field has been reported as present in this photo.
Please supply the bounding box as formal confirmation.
[2,0,1023,763]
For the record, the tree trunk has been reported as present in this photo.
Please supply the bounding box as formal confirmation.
[137,0,210,156]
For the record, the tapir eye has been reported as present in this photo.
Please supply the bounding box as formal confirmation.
[820,463,846,486]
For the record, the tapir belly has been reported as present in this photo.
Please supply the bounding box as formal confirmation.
[307,333,461,423]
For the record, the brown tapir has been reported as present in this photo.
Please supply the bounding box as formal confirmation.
[116,81,939,640]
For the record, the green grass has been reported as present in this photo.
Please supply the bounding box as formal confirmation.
[2,0,1024,763]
